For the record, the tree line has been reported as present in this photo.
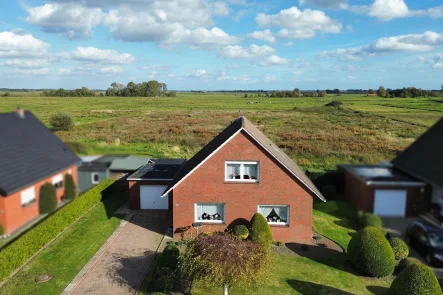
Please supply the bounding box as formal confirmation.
[371,86,443,98]
[42,87,98,97]
[105,80,176,97]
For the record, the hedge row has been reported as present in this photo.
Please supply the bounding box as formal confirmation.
[0,179,114,282]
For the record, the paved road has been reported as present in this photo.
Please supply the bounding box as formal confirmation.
[382,217,443,278]
[70,210,171,295]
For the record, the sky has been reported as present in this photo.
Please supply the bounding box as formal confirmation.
[0,0,443,90]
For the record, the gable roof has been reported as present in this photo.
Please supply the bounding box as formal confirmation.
[0,111,81,196]
[162,116,325,201]
[392,118,443,187]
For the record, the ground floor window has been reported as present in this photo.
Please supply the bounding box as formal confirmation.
[21,186,36,207]
[259,205,289,225]
[91,172,100,184]
[52,174,63,189]
[195,203,225,223]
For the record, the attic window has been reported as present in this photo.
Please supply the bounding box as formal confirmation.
[225,161,259,182]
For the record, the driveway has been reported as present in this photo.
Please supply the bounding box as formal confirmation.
[68,210,171,295]
[382,217,443,278]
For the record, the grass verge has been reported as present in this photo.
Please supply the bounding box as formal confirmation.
[0,191,128,295]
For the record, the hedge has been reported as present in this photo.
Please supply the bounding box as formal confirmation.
[64,174,76,200]
[390,263,442,295]
[0,179,114,282]
[232,225,249,239]
[347,226,395,277]
[249,213,273,249]
[388,237,409,260]
[38,183,57,214]
[358,213,382,228]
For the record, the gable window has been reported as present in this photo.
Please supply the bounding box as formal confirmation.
[52,174,63,190]
[21,186,36,207]
[258,205,289,225]
[91,173,100,184]
[225,161,259,182]
[195,203,225,223]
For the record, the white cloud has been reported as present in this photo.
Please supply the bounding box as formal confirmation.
[299,0,347,9]
[59,64,123,75]
[212,2,231,16]
[25,3,104,39]
[367,0,409,21]
[247,29,276,43]
[186,69,207,77]
[218,45,288,66]
[256,6,342,40]
[264,74,276,82]
[0,59,52,69]
[233,10,248,22]
[65,46,135,64]
[260,55,289,66]
[284,42,294,47]
[410,5,443,19]
[432,53,443,68]
[217,73,256,83]
[185,27,240,48]
[321,31,443,61]
[0,31,49,58]
[99,66,123,73]
[11,68,50,76]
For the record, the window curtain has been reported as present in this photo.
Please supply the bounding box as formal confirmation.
[259,206,273,218]
[197,204,224,221]
[259,206,288,222]
[226,164,241,179]
[244,164,258,179]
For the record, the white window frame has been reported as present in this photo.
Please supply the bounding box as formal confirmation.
[52,174,64,190]
[21,186,36,207]
[91,172,100,184]
[258,205,290,226]
[225,161,259,183]
[194,203,226,224]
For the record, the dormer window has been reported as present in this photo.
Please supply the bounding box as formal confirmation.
[225,161,259,182]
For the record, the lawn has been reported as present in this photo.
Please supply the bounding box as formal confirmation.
[0,192,128,295]
[192,201,393,295]
[1,93,441,171]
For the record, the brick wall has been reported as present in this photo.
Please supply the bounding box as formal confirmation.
[172,131,315,243]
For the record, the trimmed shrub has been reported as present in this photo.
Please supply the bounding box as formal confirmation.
[347,226,395,277]
[50,112,74,131]
[38,183,57,214]
[249,213,273,249]
[0,180,114,282]
[388,237,409,260]
[64,173,76,200]
[163,244,180,257]
[0,224,4,235]
[232,225,249,239]
[358,213,382,228]
[155,275,173,293]
[390,263,442,295]
[157,253,179,270]
[397,257,421,273]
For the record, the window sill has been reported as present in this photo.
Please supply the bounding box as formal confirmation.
[268,223,289,228]
[224,181,259,184]
[21,200,36,208]
[195,221,225,225]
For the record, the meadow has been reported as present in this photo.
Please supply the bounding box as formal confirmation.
[0,92,442,171]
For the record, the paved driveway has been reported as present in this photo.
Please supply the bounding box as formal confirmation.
[69,210,171,295]
[382,217,443,278]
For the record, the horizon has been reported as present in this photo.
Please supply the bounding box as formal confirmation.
[1,0,443,90]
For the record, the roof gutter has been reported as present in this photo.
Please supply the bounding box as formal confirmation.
[366,181,427,187]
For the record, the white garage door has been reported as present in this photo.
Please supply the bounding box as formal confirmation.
[374,190,407,217]
[140,185,169,209]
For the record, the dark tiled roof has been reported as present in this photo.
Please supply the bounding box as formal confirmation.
[0,111,81,196]
[162,116,325,201]
[127,159,187,180]
[392,118,443,187]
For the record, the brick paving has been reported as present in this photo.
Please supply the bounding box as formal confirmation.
[64,210,171,295]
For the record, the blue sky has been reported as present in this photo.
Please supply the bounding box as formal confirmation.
[1,0,443,90]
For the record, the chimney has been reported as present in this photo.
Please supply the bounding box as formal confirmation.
[16,106,25,118]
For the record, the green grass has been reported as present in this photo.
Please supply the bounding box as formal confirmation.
[0,192,128,295]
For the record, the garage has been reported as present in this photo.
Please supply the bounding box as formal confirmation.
[140,185,169,209]
[374,190,407,217]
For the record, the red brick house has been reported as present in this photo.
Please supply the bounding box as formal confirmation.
[0,109,81,235]
[129,116,325,243]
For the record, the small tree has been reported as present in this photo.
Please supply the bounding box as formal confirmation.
[377,86,386,97]
[64,174,76,200]
[50,112,74,131]
[39,183,57,214]
[187,234,270,295]
[249,213,273,249]
[367,89,376,95]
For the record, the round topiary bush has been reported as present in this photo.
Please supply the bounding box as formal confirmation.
[64,174,76,200]
[388,237,409,260]
[249,213,273,249]
[232,225,249,239]
[358,213,382,228]
[390,263,442,295]
[155,275,173,293]
[50,112,74,131]
[347,226,395,277]
[38,183,57,214]
[397,257,421,273]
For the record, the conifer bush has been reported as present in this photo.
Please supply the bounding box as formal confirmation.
[39,183,57,214]
[249,213,273,249]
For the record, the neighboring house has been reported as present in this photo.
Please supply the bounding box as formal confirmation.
[342,118,443,217]
[341,164,426,217]
[130,116,325,243]
[128,159,186,210]
[0,109,81,235]
[78,155,151,192]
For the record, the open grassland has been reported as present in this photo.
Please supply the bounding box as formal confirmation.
[0,93,441,170]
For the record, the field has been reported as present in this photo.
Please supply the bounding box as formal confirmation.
[1,92,442,171]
